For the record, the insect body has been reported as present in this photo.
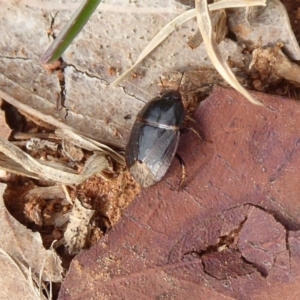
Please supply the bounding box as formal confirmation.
[125,90,184,187]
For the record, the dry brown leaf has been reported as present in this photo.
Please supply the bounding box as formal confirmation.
[0,249,48,300]
[0,183,62,283]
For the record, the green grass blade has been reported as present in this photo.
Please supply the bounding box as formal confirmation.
[41,0,102,64]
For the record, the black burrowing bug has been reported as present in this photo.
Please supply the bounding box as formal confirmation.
[125,74,200,188]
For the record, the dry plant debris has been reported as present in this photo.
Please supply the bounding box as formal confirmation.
[250,44,300,86]
[0,0,300,299]
[64,198,95,255]
[0,102,140,299]
[227,0,300,60]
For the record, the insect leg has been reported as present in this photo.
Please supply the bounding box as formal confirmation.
[175,153,186,190]
[180,127,202,141]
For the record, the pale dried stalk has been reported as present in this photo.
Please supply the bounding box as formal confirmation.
[0,137,109,184]
[112,0,266,86]
[0,153,41,179]
[195,0,262,105]
[111,9,196,85]
[209,0,266,10]
[61,184,73,204]
[56,129,124,164]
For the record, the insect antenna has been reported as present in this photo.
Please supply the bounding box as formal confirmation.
[159,72,185,93]
[159,76,166,92]
[177,72,185,92]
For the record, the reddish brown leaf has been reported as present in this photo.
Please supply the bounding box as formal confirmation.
[202,250,255,279]
[238,207,286,277]
[59,87,300,299]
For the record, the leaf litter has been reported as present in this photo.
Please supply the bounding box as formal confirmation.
[0,0,300,299]
[64,197,95,255]
[0,183,62,297]
[0,100,140,298]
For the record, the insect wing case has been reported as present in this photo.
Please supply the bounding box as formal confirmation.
[126,123,180,187]
[138,91,184,127]
[125,91,185,187]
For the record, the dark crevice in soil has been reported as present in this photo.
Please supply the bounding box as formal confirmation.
[45,12,69,120]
